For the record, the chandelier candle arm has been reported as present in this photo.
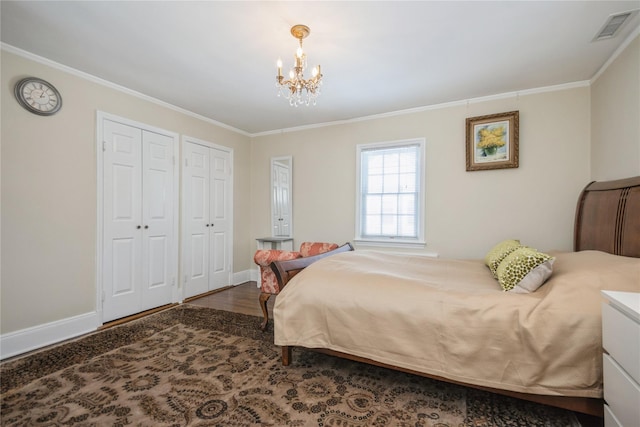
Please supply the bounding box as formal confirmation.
[275,24,323,107]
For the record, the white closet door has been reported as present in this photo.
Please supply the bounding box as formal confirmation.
[183,142,211,298]
[140,130,174,310]
[209,148,231,289]
[103,120,143,321]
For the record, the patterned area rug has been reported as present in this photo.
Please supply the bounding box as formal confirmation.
[1,305,580,426]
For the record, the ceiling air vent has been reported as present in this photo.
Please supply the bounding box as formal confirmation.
[593,11,637,41]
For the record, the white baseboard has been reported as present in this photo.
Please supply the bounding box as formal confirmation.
[1,311,100,360]
[231,269,255,286]
[2,271,260,360]
[249,268,259,284]
[230,268,260,288]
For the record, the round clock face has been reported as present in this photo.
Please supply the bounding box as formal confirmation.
[14,77,62,116]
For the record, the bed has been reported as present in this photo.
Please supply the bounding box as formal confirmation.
[270,177,640,417]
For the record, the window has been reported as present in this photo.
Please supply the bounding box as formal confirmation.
[355,138,425,247]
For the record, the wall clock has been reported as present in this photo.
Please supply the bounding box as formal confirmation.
[14,77,62,116]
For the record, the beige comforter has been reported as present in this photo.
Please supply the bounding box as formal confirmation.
[274,250,640,397]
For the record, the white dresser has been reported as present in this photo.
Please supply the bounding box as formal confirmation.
[601,291,640,427]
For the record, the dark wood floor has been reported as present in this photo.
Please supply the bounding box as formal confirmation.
[188,281,272,318]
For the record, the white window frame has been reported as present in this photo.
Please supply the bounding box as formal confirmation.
[355,138,426,248]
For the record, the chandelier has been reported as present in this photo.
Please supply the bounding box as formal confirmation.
[276,24,323,107]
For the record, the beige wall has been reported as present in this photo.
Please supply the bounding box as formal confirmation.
[3,32,638,339]
[251,87,591,259]
[591,34,640,181]
[1,50,252,334]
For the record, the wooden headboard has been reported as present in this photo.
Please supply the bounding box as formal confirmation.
[574,176,640,258]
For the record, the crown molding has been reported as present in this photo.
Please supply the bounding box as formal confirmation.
[252,80,590,137]
[1,43,250,137]
[2,41,616,139]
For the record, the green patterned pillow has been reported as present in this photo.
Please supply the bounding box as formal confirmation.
[496,247,555,293]
[484,239,522,278]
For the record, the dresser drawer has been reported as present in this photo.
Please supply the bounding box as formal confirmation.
[603,354,640,427]
[602,302,640,383]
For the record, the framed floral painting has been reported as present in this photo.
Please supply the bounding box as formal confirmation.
[465,111,519,171]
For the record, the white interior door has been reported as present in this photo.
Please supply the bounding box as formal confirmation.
[140,130,174,310]
[102,117,176,322]
[183,142,211,298]
[182,139,233,298]
[103,120,143,321]
[209,148,231,290]
[273,162,291,236]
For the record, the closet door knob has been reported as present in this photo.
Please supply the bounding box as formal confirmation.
[144,225,149,229]
[206,224,210,227]
[137,225,141,229]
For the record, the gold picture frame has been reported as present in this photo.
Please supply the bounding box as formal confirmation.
[466,111,519,171]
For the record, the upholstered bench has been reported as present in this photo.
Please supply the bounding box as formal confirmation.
[254,242,338,330]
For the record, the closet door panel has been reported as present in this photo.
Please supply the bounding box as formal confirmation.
[141,131,174,309]
[212,178,226,218]
[188,174,207,285]
[183,142,211,298]
[147,236,168,288]
[209,148,231,289]
[190,234,207,278]
[103,120,143,321]
[112,238,136,295]
[211,231,227,274]
[112,165,135,221]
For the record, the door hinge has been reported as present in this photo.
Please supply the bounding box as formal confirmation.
[102,141,107,152]
[173,155,176,166]
[102,290,105,302]
[171,277,175,286]
[185,158,189,167]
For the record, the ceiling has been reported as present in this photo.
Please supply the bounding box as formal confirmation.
[2,1,639,135]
